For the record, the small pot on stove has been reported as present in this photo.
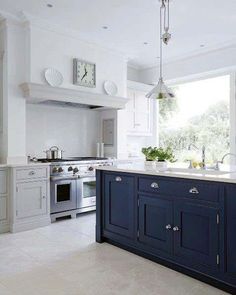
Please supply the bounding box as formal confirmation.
[44,146,64,159]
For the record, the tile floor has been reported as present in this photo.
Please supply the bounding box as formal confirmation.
[0,213,229,295]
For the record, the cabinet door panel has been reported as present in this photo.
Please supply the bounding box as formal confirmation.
[104,174,135,239]
[225,184,236,276]
[126,90,135,111]
[0,196,7,222]
[0,170,7,195]
[139,195,173,255]
[16,181,47,219]
[135,91,150,113]
[126,111,136,131]
[174,201,219,270]
[134,112,150,133]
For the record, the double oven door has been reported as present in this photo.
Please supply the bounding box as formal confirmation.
[50,178,77,213]
[77,177,96,209]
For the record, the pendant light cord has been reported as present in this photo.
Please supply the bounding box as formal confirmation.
[164,0,170,33]
[160,1,164,79]
[160,0,170,79]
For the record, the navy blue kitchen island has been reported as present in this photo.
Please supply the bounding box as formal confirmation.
[96,167,236,294]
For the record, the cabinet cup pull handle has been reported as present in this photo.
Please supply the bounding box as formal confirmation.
[29,171,36,176]
[151,182,159,189]
[189,187,199,194]
[165,224,172,230]
[173,226,180,232]
[115,176,122,182]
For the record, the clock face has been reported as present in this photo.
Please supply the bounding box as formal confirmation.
[73,59,96,88]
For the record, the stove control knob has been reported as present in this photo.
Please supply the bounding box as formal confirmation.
[58,167,64,173]
[88,166,94,171]
[52,167,58,173]
[73,167,79,173]
[68,166,73,172]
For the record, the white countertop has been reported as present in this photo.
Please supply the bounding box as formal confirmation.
[97,162,236,184]
[0,162,50,168]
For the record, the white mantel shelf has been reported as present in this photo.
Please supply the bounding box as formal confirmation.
[20,83,129,110]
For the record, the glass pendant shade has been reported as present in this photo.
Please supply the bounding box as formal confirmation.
[146,77,175,99]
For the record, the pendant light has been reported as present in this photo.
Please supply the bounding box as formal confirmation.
[146,0,175,99]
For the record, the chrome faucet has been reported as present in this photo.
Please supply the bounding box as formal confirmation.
[187,144,206,170]
[215,153,236,170]
[202,145,206,170]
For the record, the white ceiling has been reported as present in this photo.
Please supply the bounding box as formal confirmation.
[0,0,236,69]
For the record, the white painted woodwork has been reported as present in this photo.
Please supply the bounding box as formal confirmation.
[20,82,129,110]
[16,181,47,219]
[10,165,51,233]
[0,169,7,194]
[126,89,151,136]
[0,168,9,233]
[0,196,7,221]
[16,167,48,181]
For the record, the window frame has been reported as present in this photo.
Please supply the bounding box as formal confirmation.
[157,71,236,163]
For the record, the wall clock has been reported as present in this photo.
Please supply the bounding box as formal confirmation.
[73,58,96,88]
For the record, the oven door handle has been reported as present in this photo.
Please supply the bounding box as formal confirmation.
[51,176,78,181]
[78,176,96,181]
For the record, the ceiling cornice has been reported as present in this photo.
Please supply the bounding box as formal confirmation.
[130,41,236,71]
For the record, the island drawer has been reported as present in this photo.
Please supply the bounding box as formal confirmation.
[138,177,220,202]
[16,167,48,181]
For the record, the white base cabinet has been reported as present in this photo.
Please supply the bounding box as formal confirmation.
[16,181,47,219]
[11,165,50,233]
[0,168,9,233]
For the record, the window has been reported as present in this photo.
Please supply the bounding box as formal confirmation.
[159,75,230,164]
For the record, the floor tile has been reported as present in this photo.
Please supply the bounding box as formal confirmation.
[0,212,229,295]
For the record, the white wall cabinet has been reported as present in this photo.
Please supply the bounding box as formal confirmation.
[126,88,152,136]
[0,168,9,233]
[11,165,50,233]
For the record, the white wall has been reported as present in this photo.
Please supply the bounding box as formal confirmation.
[127,66,142,83]
[26,104,100,158]
[0,21,5,161]
[26,23,128,159]
[29,25,126,97]
[0,16,128,163]
[139,45,236,84]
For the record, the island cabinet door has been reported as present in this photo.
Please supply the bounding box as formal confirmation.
[138,195,173,255]
[104,174,135,239]
[225,184,236,277]
[173,201,220,270]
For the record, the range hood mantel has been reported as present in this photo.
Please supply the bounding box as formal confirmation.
[20,83,129,110]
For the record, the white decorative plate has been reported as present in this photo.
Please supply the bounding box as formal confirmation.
[44,68,63,87]
[104,81,118,96]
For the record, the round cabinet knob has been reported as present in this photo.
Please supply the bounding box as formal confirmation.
[68,166,73,172]
[165,224,172,230]
[88,166,94,171]
[173,226,180,232]
[52,167,58,173]
[151,182,159,189]
[73,167,79,173]
[58,167,64,173]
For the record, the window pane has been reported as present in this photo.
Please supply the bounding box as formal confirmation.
[159,75,230,164]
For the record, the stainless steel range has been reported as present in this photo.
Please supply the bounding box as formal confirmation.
[37,157,113,221]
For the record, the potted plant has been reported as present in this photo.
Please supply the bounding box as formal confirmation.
[142,146,176,170]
